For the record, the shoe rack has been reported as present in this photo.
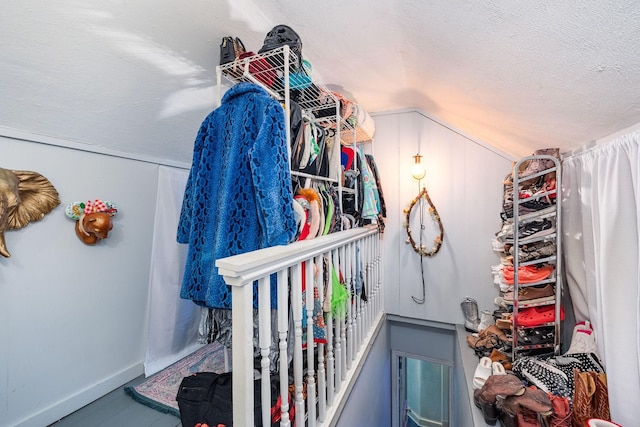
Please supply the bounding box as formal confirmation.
[508,154,562,361]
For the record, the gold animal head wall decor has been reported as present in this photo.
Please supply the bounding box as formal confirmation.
[0,167,61,258]
[65,199,118,245]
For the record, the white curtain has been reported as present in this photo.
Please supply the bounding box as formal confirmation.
[144,165,205,376]
[562,133,640,425]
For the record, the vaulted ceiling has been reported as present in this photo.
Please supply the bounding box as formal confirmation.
[2,1,640,164]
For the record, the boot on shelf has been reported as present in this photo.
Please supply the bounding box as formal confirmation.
[573,368,597,426]
[546,392,572,427]
[461,297,480,333]
[564,320,598,355]
[474,374,526,425]
[478,309,495,332]
[590,371,611,422]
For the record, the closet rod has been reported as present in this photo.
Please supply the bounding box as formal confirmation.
[290,170,339,183]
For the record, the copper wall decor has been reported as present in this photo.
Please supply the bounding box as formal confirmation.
[65,199,118,245]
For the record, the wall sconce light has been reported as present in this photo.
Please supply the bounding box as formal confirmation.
[411,153,426,180]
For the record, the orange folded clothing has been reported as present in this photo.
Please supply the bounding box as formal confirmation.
[503,265,554,284]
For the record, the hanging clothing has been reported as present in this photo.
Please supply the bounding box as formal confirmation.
[355,147,380,221]
[301,261,327,346]
[365,153,386,218]
[177,82,297,309]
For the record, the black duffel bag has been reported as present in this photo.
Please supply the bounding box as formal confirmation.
[176,371,293,427]
[176,372,234,427]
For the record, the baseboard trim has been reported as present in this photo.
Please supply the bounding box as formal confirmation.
[14,362,143,427]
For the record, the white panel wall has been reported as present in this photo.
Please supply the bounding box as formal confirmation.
[0,135,164,427]
[372,111,514,324]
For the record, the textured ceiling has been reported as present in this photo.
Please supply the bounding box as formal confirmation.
[2,1,640,164]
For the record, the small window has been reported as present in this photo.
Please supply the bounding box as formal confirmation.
[393,352,452,427]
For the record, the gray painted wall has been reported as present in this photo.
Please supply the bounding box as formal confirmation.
[372,110,514,326]
[1,135,167,426]
[335,320,392,427]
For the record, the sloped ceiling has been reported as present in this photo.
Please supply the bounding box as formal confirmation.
[2,1,640,164]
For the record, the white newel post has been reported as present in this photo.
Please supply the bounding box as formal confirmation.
[277,268,291,427]
[231,281,255,427]
[291,262,305,427]
[305,259,317,425]
[345,241,353,371]
[258,276,271,427]
[317,252,327,422]
[326,249,336,406]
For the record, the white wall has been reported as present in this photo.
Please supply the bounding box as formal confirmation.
[372,110,514,324]
[0,134,169,427]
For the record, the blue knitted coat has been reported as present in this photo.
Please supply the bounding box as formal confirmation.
[177,82,297,309]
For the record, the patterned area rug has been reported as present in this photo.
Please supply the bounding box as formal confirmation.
[125,342,228,417]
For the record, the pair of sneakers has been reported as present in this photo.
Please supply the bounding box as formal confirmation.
[501,218,555,242]
[502,283,556,305]
[511,240,556,262]
[518,218,555,240]
[473,356,507,389]
[502,264,554,284]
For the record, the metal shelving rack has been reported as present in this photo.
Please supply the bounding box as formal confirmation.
[510,155,562,361]
[216,45,368,227]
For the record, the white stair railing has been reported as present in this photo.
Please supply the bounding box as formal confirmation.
[216,226,383,427]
